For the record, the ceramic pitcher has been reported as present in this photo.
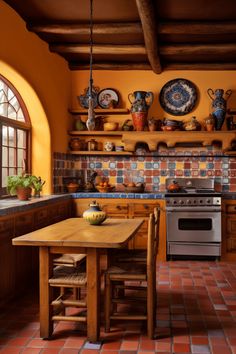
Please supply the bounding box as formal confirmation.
[128,91,154,131]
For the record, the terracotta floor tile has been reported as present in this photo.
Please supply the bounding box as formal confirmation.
[101,341,121,350]
[120,340,139,351]
[21,348,41,354]
[173,343,191,352]
[191,337,209,345]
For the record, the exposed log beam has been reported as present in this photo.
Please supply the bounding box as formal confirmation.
[160,43,236,56]
[69,62,151,70]
[28,22,143,35]
[50,44,146,55]
[159,21,236,35]
[164,62,236,70]
[135,0,161,74]
[29,20,236,37]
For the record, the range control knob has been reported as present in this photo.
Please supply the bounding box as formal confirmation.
[206,199,211,204]
[186,199,192,205]
[178,200,184,205]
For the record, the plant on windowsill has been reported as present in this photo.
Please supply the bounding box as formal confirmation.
[7,173,35,201]
[31,176,46,197]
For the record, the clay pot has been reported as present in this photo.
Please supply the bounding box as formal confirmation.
[69,138,82,151]
[83,200,106,225]
[167,181,181,192]
[16,187,32,201]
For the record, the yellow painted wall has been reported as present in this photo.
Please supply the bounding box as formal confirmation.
[0,0,71,192]
[71,71,236,129]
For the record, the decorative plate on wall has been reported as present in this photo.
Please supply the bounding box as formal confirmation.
[98,88,119,109]
[159,78,198,116]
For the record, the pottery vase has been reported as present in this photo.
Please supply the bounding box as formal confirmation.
[207,88,232,130]
[128,91,154,131]
[83,200,106,225]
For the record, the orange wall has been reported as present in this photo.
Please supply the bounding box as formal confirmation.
[71,70,236,129]
[0,0,71,152]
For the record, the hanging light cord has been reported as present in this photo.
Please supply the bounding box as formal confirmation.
[89,0,93,98]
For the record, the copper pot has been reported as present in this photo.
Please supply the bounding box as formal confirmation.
[167,180,181,192]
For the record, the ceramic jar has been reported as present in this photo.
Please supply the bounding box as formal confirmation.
[207,88,232,130]
[87,138,98,151]
[69,138,82,151]
[83,200,107,225]
[104,141,114,152]
[128,91,154,131]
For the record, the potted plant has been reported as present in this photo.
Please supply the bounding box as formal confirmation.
[31,176,46,197]
[7,173,35,201]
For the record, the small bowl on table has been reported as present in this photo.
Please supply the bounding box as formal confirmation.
[95,185,115,193]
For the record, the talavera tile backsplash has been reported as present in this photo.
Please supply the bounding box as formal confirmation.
[53,149,236,194]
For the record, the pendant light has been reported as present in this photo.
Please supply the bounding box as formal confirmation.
[86,0,96,131]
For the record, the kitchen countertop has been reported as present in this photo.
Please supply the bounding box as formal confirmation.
[0,191,236,216]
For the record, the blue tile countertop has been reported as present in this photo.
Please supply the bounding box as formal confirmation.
[72,192,165,199]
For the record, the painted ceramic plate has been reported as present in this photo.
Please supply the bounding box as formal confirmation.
[159,79,198,116]
[98,88,119,109]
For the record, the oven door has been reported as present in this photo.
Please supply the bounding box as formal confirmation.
[166,210,221,243]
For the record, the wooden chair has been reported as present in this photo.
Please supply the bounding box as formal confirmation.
[108,205,160,266]
[48,263,87,325]
[53,253,86,267]
[53,253,86,299]
[104,208,159,339]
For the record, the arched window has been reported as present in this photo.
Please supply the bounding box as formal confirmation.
[0,75,31,196]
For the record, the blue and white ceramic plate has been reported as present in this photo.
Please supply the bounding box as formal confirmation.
[159,79,198,116]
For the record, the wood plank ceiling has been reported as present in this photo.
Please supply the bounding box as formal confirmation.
[3,0,236,73]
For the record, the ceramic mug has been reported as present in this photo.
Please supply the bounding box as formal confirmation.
[104,141,114,152]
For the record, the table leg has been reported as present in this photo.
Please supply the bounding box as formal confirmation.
[39,247,53,339]
[86,248,100,342]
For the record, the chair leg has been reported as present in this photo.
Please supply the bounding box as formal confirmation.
[147,279,155,339]
[104,274,112,332]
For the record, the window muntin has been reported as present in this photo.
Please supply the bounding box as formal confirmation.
[0,75,31,196]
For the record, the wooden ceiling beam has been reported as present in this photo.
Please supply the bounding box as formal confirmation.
[135,0,161,74]
[164,62,236,70]
[159,21,236,35]
[69,62,151,70]
[28,22,142,35]
[50,44,146,55]
[160,43,236,56]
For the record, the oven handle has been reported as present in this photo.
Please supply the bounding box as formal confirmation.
[166,207,221,212]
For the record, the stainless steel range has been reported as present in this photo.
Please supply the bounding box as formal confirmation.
[165,178,221,258]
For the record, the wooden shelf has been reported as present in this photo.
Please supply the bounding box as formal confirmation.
[69,130,123,136]
[68,150,133,155]
[68,130,236,153]
[69,108,129,115]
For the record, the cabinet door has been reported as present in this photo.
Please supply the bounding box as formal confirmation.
[48,200,71,223]
[0,217,15,308]
[14,212,35,293]
[226,216,236,252]
[101,202,129,218]
[34,206,49,229]
[130,203,159,249]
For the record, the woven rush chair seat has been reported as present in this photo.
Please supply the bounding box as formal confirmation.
[53,253,86,267]
[49,264,87,324]
[104,208,159,339]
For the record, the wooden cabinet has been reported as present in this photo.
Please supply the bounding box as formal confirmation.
[0,198,72,309]
[222,200,236,260]
[73,198,166,260]
[0,216,15,308]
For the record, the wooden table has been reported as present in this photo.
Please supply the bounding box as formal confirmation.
[12,217,144,342]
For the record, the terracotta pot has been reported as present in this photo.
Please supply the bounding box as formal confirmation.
[16,187,32,201]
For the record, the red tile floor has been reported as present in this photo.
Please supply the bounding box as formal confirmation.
[0,260,236,353]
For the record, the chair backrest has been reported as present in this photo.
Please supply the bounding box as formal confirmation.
[147,207,160,279]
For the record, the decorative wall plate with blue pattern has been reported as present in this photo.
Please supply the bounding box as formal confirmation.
[159,79,198,116]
